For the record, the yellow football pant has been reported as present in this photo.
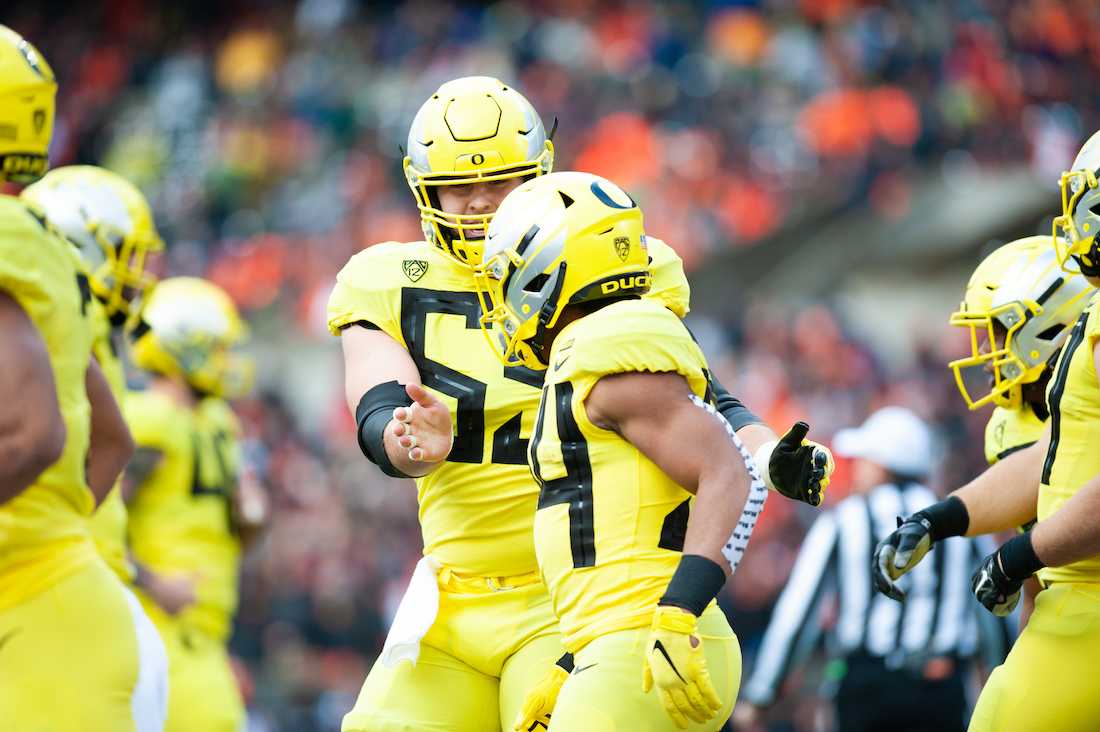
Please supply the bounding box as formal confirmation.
[143,602,245,732]
[0,558,168,731]
[343,570,561,732]
[548,605,740,732]
[969,582,1100,732]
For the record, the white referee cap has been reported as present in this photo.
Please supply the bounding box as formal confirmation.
[833,406,934,477]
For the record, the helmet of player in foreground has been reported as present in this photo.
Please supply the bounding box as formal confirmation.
[1054,129,1100,276]
[0,24,56,183]
[474,171,652,370]
[404,76,554,268]
[948,236,1091,410]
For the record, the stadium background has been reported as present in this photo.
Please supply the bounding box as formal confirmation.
[5,0,1098,729]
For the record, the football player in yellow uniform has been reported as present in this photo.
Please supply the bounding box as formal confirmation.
[475,171,779,730]
[942,236,1090,622]
[328,77,832,732]
[0,24,166,731]
[870,131,1100,731]
[21,164,166,585]
[125,277,265,732]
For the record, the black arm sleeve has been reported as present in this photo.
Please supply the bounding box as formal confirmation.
[709,371,764,432]
[356,381,414,479]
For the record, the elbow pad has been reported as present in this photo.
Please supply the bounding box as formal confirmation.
[356,381,414,479]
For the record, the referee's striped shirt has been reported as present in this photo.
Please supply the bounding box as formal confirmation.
[742,482,1010,706]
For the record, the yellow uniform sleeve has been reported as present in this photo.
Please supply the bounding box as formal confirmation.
[559,298,709,401]
[326,242,411,344]
[644,236,691,318]
[984,406,1046,464]
[0,198,76,310]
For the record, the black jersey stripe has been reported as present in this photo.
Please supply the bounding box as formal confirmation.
[1041,311,1089,485]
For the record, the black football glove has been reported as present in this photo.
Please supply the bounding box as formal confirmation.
[760,422,833,507]
[873,496,969,602]
[972,533,1045,616]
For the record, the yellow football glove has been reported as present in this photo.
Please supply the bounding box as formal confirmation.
[513,656,570,731]
[642,606,722,729]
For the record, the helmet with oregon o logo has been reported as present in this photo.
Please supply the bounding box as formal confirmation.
[474,171,650,370]
[132,277,254,399]
[1054,129,1100,276]
[22,165,164,328]
[0,25,56,183]
[404,76,554,268]
[949,236,1092,410]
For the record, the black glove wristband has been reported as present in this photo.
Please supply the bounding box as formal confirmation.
[554,652,575,673]
[915,496,969,541]
[356,381,414,479]
[998,532,1045,582]
[659,554,727,617]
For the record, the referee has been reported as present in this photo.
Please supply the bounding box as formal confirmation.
[732,407,1009,732]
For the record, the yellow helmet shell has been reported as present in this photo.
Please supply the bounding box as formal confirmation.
[22,166,164,327]
[132,277,253,398]
[0,25,56,183]
[949,236,1092,410]
[475,171,649,369]
[1054,129,1100,274]
[404,76,554,268]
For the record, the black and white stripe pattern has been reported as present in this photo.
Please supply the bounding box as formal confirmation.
[688,394,769,576]
[742,482,1007,706]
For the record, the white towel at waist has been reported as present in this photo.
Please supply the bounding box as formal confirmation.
[379,555,441,668]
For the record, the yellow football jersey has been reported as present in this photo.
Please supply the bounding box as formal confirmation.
[87,296,133,582]
[1039,297,1100,584]
[326,237,690,578]
[532,298,712,653]
[983,405,1046,465]
[126,390,243,642]
[0,196,98,610]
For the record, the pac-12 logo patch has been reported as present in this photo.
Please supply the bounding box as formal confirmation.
[614,236,630,261]
[403,259,428,282]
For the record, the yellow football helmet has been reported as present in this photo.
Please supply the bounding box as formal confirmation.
[0,25,56,183]
[475,171,650,369]
[22,165,164,327]
[131,277,254,398]
[1054,129,1100,276]
[404,76,554,268]
[949,236,1092,410]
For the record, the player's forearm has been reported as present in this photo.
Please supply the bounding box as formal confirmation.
[85,359,134,504]
[952,439,1044,536]
[1030,471,1100,568]
[682,461,748,571]
[0,428,64,503]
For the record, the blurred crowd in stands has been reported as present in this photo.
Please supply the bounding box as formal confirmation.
[7,0,1100,728]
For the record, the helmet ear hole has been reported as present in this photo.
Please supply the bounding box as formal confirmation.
[1035,325,1065,341]
[523,272,550,293]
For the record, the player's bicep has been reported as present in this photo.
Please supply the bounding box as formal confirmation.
[0,290,65,476]
[340,324,421,414]
[585,371,733,493]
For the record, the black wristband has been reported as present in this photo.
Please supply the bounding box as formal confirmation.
[659,554,727,616]
[998,532,1045,582]
[915,496,970,541]
[355,381,414,479]
[554,652,575,673]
